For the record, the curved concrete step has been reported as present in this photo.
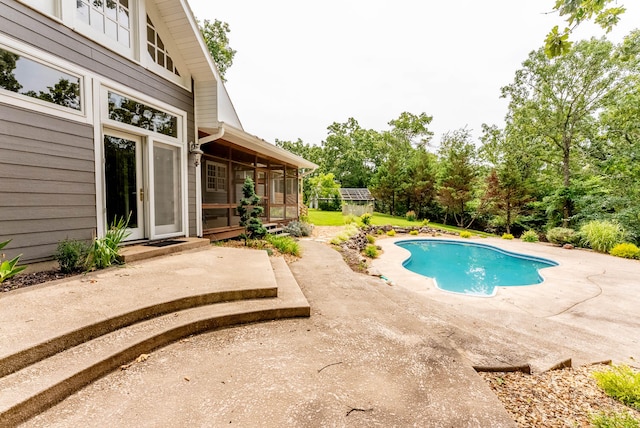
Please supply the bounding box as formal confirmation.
[0,258,309,426]
[0,287,277,378]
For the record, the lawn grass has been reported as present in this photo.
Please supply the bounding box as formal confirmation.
[307,209,493,237]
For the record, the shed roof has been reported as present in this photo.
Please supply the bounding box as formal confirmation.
[339,188,374,201]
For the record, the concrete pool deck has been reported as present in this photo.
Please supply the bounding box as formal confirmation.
[372,236,640,370]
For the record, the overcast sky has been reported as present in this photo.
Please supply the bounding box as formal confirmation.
[186,1,639,147]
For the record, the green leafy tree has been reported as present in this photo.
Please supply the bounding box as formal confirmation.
[546,0,626,58]
[199,19,236,81]
[307,173,341,210]
[237,177,266,243]
[502,37,630,227]
[321,118,382,188]
[436,128,477,227]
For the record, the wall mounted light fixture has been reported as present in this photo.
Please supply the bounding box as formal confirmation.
[189,141,204,167]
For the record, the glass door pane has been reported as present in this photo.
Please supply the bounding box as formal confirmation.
[153,143,182,235]
[104,133,144,240]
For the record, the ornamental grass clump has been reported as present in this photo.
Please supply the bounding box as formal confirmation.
[283,221,313,237]
[86,215,130,270]
[546,227,579,246]
[363,244,379,258]
[386,229,396,237]
[405,210,417,222]
[589,410,639,428]
[521,230,539,243]
[266,235,300,257]
[502,233,514,240]
[459,231,472,239]
[409,230,419,236]
[592,365,640,411]
[610,243,640,259]
[579,220,625,253]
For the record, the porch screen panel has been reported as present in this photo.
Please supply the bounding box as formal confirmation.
[153,143,182,234]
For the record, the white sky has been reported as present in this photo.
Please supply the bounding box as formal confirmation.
[186,0,639,146]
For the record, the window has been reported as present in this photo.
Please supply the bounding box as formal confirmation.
[19,0,57,17]
[147,16,180,76]
[206,161,227,193]
[76,0,131,48]
[107,91,178,137]
[0,47,81,111]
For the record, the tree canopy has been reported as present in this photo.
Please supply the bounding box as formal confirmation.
[199,19,236,81]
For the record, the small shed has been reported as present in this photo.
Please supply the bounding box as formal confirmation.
[340,188,375,216]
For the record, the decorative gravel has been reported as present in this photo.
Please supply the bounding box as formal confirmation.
[479,365,640,427]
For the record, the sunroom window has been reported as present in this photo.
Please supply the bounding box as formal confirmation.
[76,0,131,48]
[0,47,81,111]
[147,16,180,76]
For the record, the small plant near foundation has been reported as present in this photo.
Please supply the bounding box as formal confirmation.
[283,221,313,237]
[0,240,27,283]
[592,365,640,410]
[386,229,396,237]
[502,233,514,240]
[366,234,376,244]
[363,244,379,258]
[86,215,130,270]
[405,210,417,222]
[55,239,89,273]
[610,243,640,259]
[266,235,300,257]
[237,177,266,244]
[409,230,419,236]
[521,230,539,243]
[590,410,639,428]
[459,231,472,239]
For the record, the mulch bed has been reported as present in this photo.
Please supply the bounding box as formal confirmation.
[479,365,640,427]
[1,270,80,293]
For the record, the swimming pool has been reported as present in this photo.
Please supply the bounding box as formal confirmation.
[396,239,558,297]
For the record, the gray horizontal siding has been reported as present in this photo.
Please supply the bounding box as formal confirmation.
[0,104,96,262]
[1,0,197,260]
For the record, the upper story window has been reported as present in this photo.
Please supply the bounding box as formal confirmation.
[0,46,81,111]
[76,0,131,48]
[146,16,180,76]
[107,91,178,138]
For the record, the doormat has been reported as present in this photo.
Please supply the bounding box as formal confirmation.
[144,240,186,247]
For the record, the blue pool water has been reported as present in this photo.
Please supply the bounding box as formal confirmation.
[397,239,558,297]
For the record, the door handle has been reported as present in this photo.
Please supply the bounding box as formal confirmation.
[140,188,144,201]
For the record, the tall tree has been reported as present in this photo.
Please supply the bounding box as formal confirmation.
[501,37,630,227]
[199,19,236,81]
[436,128,477,227]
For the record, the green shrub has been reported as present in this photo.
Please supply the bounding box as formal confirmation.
[55,239,89,273]
[590,411,639,428]
[0,239,27,283]
[593,365,640,410]
[580,220,625,253]
[360,212,372,226]
[266,235,301,257]
[376,229,385,235]
[610,243,640,259]
[363,244,379,258]
[283,221,313,237]
[421,219,430,227]
[546,227,579,246]
[366,234,376,244]
[86,215,130,270]
[502,233,514,240]
[409,230,419,236]
[521,230,539,243]
[459,231,472,239]
[405,210,417,222]
[386,229,396,237]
